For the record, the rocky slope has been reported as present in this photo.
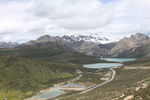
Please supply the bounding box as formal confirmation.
[21,35,111,57]
[111,33,150,57]
[20,33,150,58]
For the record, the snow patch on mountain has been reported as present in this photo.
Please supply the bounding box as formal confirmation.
[60,33,111,43]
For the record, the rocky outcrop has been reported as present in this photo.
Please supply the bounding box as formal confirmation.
[69,41,111,57]
[111,33,150,57]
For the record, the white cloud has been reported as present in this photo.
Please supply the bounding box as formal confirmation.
[0,0,150,42]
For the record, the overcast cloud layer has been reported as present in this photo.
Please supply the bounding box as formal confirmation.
[0,0,150,42]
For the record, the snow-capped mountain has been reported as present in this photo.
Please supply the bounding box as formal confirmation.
[0,42,19,48]
[61,33,110,43]
[21,33,150,57]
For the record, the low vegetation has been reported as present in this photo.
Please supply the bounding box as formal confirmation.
[0,48,107,100]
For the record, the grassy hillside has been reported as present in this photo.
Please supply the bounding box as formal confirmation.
[54,58,150,100]
[0,48,105,100]
[0,56,75,100]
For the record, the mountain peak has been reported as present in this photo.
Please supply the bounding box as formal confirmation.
[111,33,150,57]
[61,34,110,43]
[36,35,61,43]
[130,33,149,40]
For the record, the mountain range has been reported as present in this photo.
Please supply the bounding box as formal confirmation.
[0,42,19,48]
[0,33,150,58]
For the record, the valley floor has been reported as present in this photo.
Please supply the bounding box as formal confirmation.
[51,64,150,100]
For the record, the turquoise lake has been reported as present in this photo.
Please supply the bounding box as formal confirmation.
[37,90,64,99]
[83,63,123,69]
[33,83,85,99]
[35,86,65,99]
[100,58,136,62]
[83,58,136,69]
[64,82,86,88]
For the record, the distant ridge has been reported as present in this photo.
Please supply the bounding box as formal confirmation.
[0,42,19,48]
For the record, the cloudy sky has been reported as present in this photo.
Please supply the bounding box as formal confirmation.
[0,0,150,43]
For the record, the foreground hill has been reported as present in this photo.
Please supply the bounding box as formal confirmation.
[0,47,106,100]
